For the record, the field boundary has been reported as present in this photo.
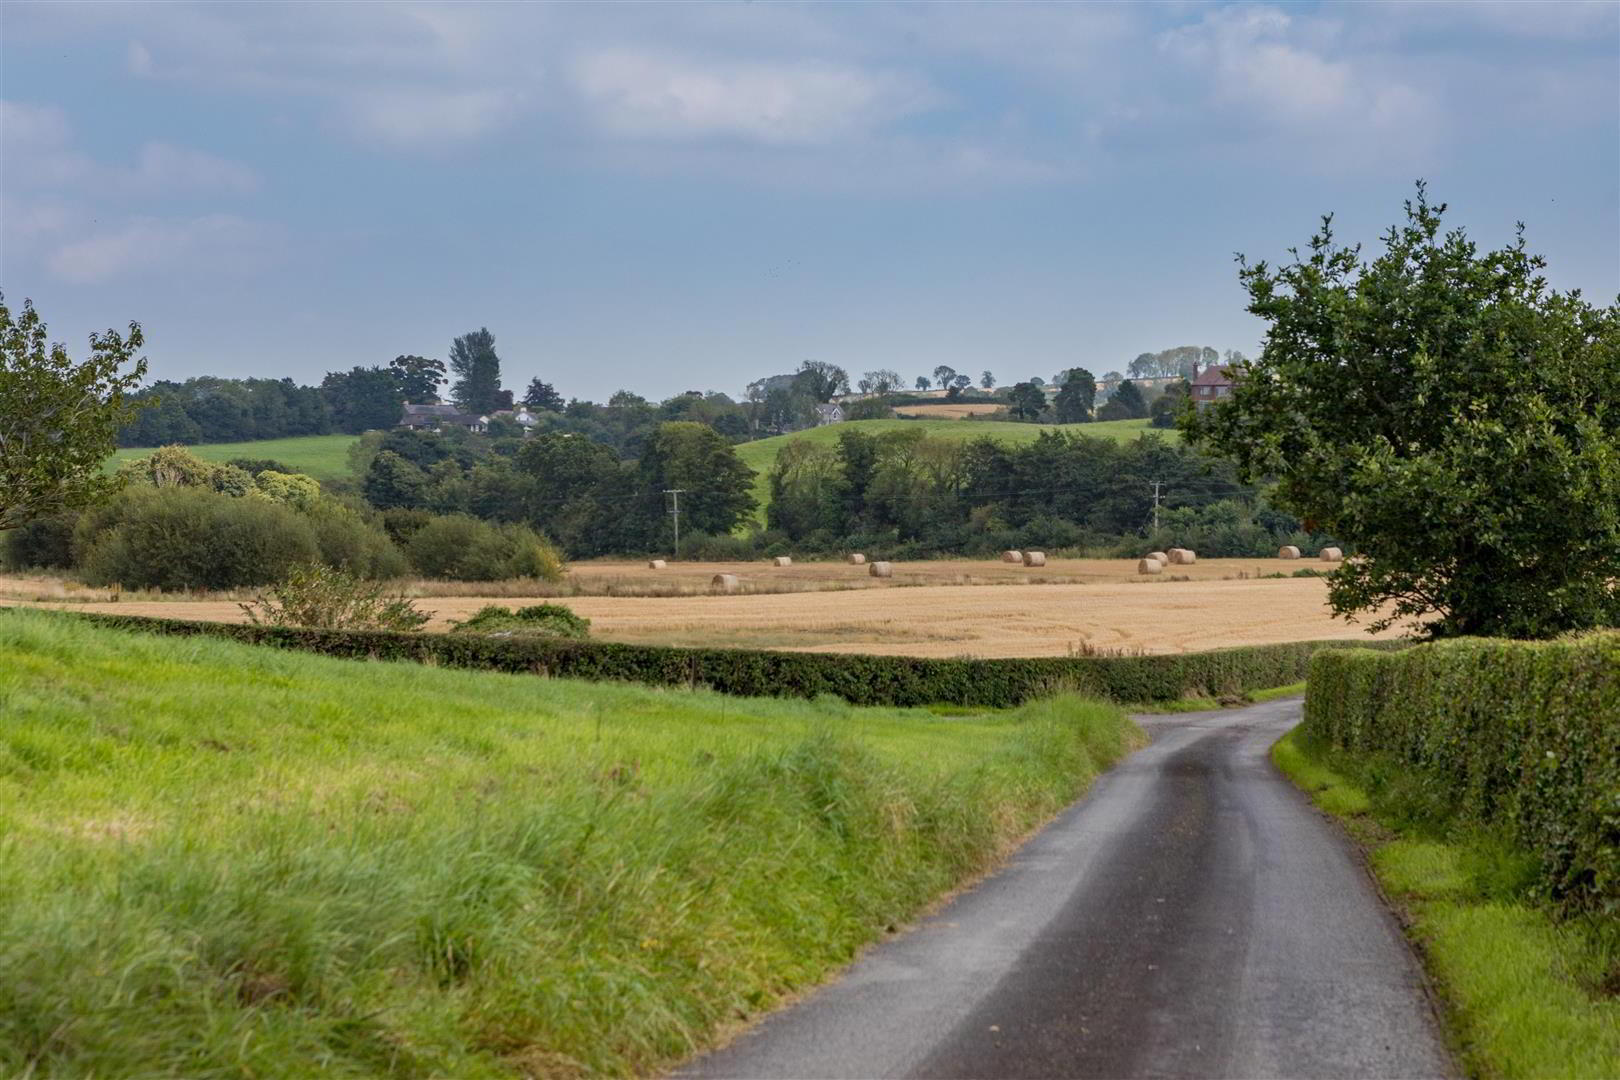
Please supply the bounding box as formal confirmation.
[65,610,1405,706]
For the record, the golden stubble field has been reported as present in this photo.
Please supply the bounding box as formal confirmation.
[2,558,1398,658]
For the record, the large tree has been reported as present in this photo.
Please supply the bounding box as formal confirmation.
[633,421,757,547]
[522,378,565,412]
[322,366,405,434]
[389,354,445,403]
[1007,381,1046,421]
[1109,379,1148,419]
[1184,186,1620,638]
[1,296,147,531]
[1053,369,1097,423]
[932,364,957,390]
[448,328,503,414]
[793,360,849,403]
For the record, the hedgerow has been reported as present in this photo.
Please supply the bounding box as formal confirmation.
[73,611,1399,706]
[1303,634,1620,917]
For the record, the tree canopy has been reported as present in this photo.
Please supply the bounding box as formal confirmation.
[1184,185,1620,638]
[449,328,503,414]
[1,296,147,532]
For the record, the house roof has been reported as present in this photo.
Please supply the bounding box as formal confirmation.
[1191,365,1237,387]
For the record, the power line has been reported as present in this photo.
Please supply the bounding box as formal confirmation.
[664,488,686,556]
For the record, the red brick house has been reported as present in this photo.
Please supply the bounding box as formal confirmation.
[1190,363,1238,409]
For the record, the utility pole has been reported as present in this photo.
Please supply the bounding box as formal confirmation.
[664,488,686,556]
[1149,480,1164,532]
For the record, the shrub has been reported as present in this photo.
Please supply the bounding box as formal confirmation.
[224,457,292,477]
[73,611,1402,708]
[406,514,564,581]
[304,501,409,579]
[1303,634,1620,916]
[239,565,429,632]
[253,470,321,509]
[450,604,591,639]
[79,488,321,590]
[1,511,77,570]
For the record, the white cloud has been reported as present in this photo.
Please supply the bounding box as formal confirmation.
[45,214,283,284]
[340,88,517,146]
[1,99,260,196]
[127,39,153,77]
[127,142,260,195]
[574,50,938,145]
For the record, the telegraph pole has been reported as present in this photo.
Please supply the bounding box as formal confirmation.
[664,488,686,556]
[1150,480,1164,531]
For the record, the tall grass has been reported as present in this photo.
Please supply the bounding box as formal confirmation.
[0,610,1137,1077]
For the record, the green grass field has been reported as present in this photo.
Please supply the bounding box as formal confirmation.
[109,434,360,483]
[735,417,1173,523]
[0,610,1136,1077]
[1273,730,1619,1079]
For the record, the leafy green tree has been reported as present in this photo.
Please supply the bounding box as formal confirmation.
[915,375,930,391]
[1150,380,1189,428]
[933,365,957,390]
[1,296,147,532]
[522,378,565,411]
[1053,369,1096,423]
[322,366,405,434]
[633,422,756,546]
[1184,185,1620,637]
[363,451,428,510]
[449,328,503,414]
[388,354,445,403]
[794,360,849,403]
[1109,379,1148,419]
[980,370,996,390]
[1008,381,1046,421]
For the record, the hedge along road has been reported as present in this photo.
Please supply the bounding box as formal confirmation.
[679,698,1453,1079]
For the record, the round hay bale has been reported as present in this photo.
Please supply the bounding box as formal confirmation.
[772,556,792,567]
[1168,548,1197,565]
[710,573,740,593]
[1023,551,1047,567]
[846,553,866,565]
[1137,558,1164,575]
[869,561,893,578]
[1319,547,1343,562]
[1001,550,1023,564]
[1146,551,1169,564]
[1277,546,1300,560]
[647,559,667,570]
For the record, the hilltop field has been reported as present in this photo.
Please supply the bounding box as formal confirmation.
[109,434,359,483]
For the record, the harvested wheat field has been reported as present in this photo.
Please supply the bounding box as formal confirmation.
[891,403,1005,419]
[7,571,1397,658]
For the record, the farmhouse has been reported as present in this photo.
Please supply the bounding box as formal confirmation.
[814,402,845,426]
[399,403,539,434]
[1190,363,1238,408]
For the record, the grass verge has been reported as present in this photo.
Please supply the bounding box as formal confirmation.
[1273,729,1619,1079]
[0,609,1140,1078]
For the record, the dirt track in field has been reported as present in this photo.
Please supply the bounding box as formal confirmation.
[5,559,1396,658]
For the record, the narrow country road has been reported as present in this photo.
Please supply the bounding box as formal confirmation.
[680,699,1452,1079]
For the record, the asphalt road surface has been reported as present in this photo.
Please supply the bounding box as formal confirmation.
[680,698,1452,1079]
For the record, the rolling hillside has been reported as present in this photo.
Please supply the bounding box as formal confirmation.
[736,418,1176,523]
[109,434,360,483]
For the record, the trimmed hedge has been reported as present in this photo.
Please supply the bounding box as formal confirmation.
[67,611,1399,707]
[1303,634,1619,916]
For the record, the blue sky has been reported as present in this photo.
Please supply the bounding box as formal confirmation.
[3,1,1616,401]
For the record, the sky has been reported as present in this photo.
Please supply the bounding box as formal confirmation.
[3,1,1617,402]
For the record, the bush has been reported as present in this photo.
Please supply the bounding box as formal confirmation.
[240,565,429,632]
[451,603,591,639]
[1,512,78,570]
[73,611,1401,707]
[1303,634,1620,916]
[406,514,564,582]
[304,501,409,579]
[78,488,321,590]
